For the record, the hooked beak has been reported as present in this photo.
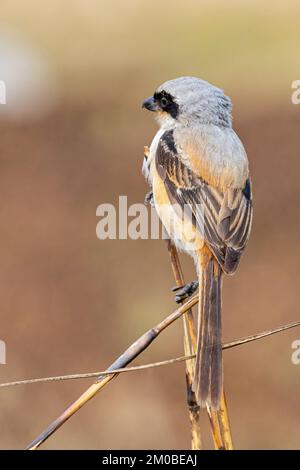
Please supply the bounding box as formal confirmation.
[142,96,159,112]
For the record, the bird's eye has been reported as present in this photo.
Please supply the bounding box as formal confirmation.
[160,97,169,108]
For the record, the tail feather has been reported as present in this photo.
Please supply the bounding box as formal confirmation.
[193,255,223,410]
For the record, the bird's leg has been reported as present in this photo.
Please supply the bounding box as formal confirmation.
[172,280,199,304]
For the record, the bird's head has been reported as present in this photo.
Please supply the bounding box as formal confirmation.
[142,76,232,129]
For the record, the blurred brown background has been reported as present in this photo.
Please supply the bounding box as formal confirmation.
[0,0,299,450]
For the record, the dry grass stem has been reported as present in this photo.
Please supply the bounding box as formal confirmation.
[167,240,201,450]
[26,295,198,450]
[0,320,298,389]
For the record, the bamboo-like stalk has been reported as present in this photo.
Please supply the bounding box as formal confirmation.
[23,292,300,451]
[219,392,233,449]
[167,240,201,450]
[9,313,300,450]
[1,319,299,389]
[26,295,198,450]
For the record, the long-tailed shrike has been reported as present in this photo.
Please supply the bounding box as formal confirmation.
[142,77,252,410]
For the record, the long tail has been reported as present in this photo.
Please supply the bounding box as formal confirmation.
[193,251,223,410]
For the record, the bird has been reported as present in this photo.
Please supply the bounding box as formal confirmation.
[142,77,252,410]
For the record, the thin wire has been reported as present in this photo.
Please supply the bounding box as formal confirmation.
[1,319,299,390]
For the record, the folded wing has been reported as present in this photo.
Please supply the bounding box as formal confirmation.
[155,130,253,274]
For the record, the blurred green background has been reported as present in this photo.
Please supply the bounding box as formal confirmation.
[0,0,299,449]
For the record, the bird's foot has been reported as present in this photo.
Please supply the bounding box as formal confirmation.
[144,190,154,207]
[172,280,199,304]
